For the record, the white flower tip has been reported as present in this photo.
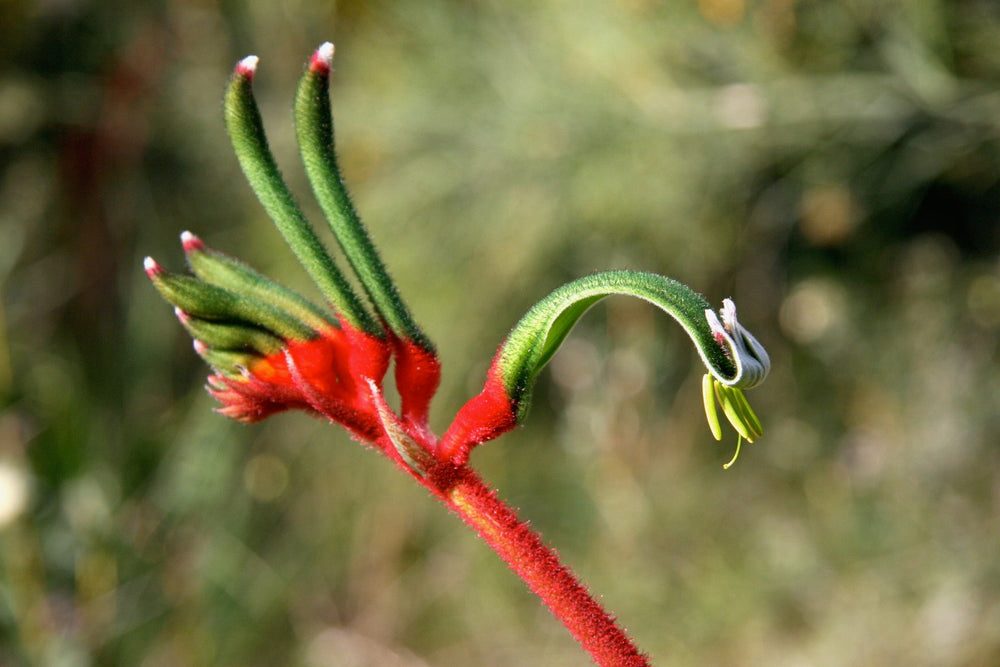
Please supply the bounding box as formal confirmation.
[317,41,335,64]
[721,298,737,327]
[237,55,259,77]
[143,256,163,277]
[0,461,29,527]
[193,340,209,354]
[180,230,204,253]
[706,308,725,336]
[709,298,771,388]
[310,42,335,73]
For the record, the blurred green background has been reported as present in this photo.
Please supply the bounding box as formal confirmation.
[2,0,1000,664]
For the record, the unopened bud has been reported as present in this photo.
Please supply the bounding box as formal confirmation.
[143,256,165,278]
[236,55,258,78]
[310,42,335,74]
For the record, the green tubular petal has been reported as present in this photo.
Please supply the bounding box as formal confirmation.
[496,270,736,419]
[294,44,434,352]
[717,383,761,441]
[713,382,754,443]
[704,373,763,468]
[182,232,336,332]
[702,374,723,441]
[177,310,284,355]
[729,385,763,440]
[224,57,379,335]
[194,344,261,378]
[149,268,315,341]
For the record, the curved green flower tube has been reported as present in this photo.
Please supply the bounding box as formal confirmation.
[497,270,768,411]
[441,270,770,466]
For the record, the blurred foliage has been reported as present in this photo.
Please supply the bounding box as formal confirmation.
[2,0,1000,665]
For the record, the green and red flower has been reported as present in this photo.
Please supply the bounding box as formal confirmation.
[145,43,770,666]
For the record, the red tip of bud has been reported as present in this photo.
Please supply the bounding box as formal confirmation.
[193,340,209,355]
[180,231,205,254]
[174,307,191,324]
[143,256,164,278]
[310,42,334,74]
[236,55,259,79]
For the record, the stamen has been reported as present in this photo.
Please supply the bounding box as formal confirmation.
[723,436,742,469]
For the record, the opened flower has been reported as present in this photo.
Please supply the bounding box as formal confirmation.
[145,43,770,666]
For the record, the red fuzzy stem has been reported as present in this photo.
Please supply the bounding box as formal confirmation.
[428,466,650,666]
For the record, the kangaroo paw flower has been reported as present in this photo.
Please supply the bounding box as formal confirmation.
[146,43,772,665]
[442,272,770,467]
[698,299,769,466]
[148,48,443,446]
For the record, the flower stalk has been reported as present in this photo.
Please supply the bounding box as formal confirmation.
[145,43,770,665]
[440,468,649,666]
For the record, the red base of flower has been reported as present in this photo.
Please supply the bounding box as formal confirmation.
[391,336,441,431]
[439,355,518,465]
[208,319,390,440]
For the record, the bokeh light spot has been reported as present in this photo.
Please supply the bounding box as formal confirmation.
[799,185,859,247]
[699,0,745,27]
[0,461,28,527]
[966,272,1000,329]
[779,279,847,344]
[243,454,289,503]
[715,83,767,129]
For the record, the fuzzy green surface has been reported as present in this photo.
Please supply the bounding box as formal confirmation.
[185,242,337,333]
[498,270,735,418]
[295,65,435,352]
[150,271,316,341]
[224,71,378,335]
[178,315,285,356]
